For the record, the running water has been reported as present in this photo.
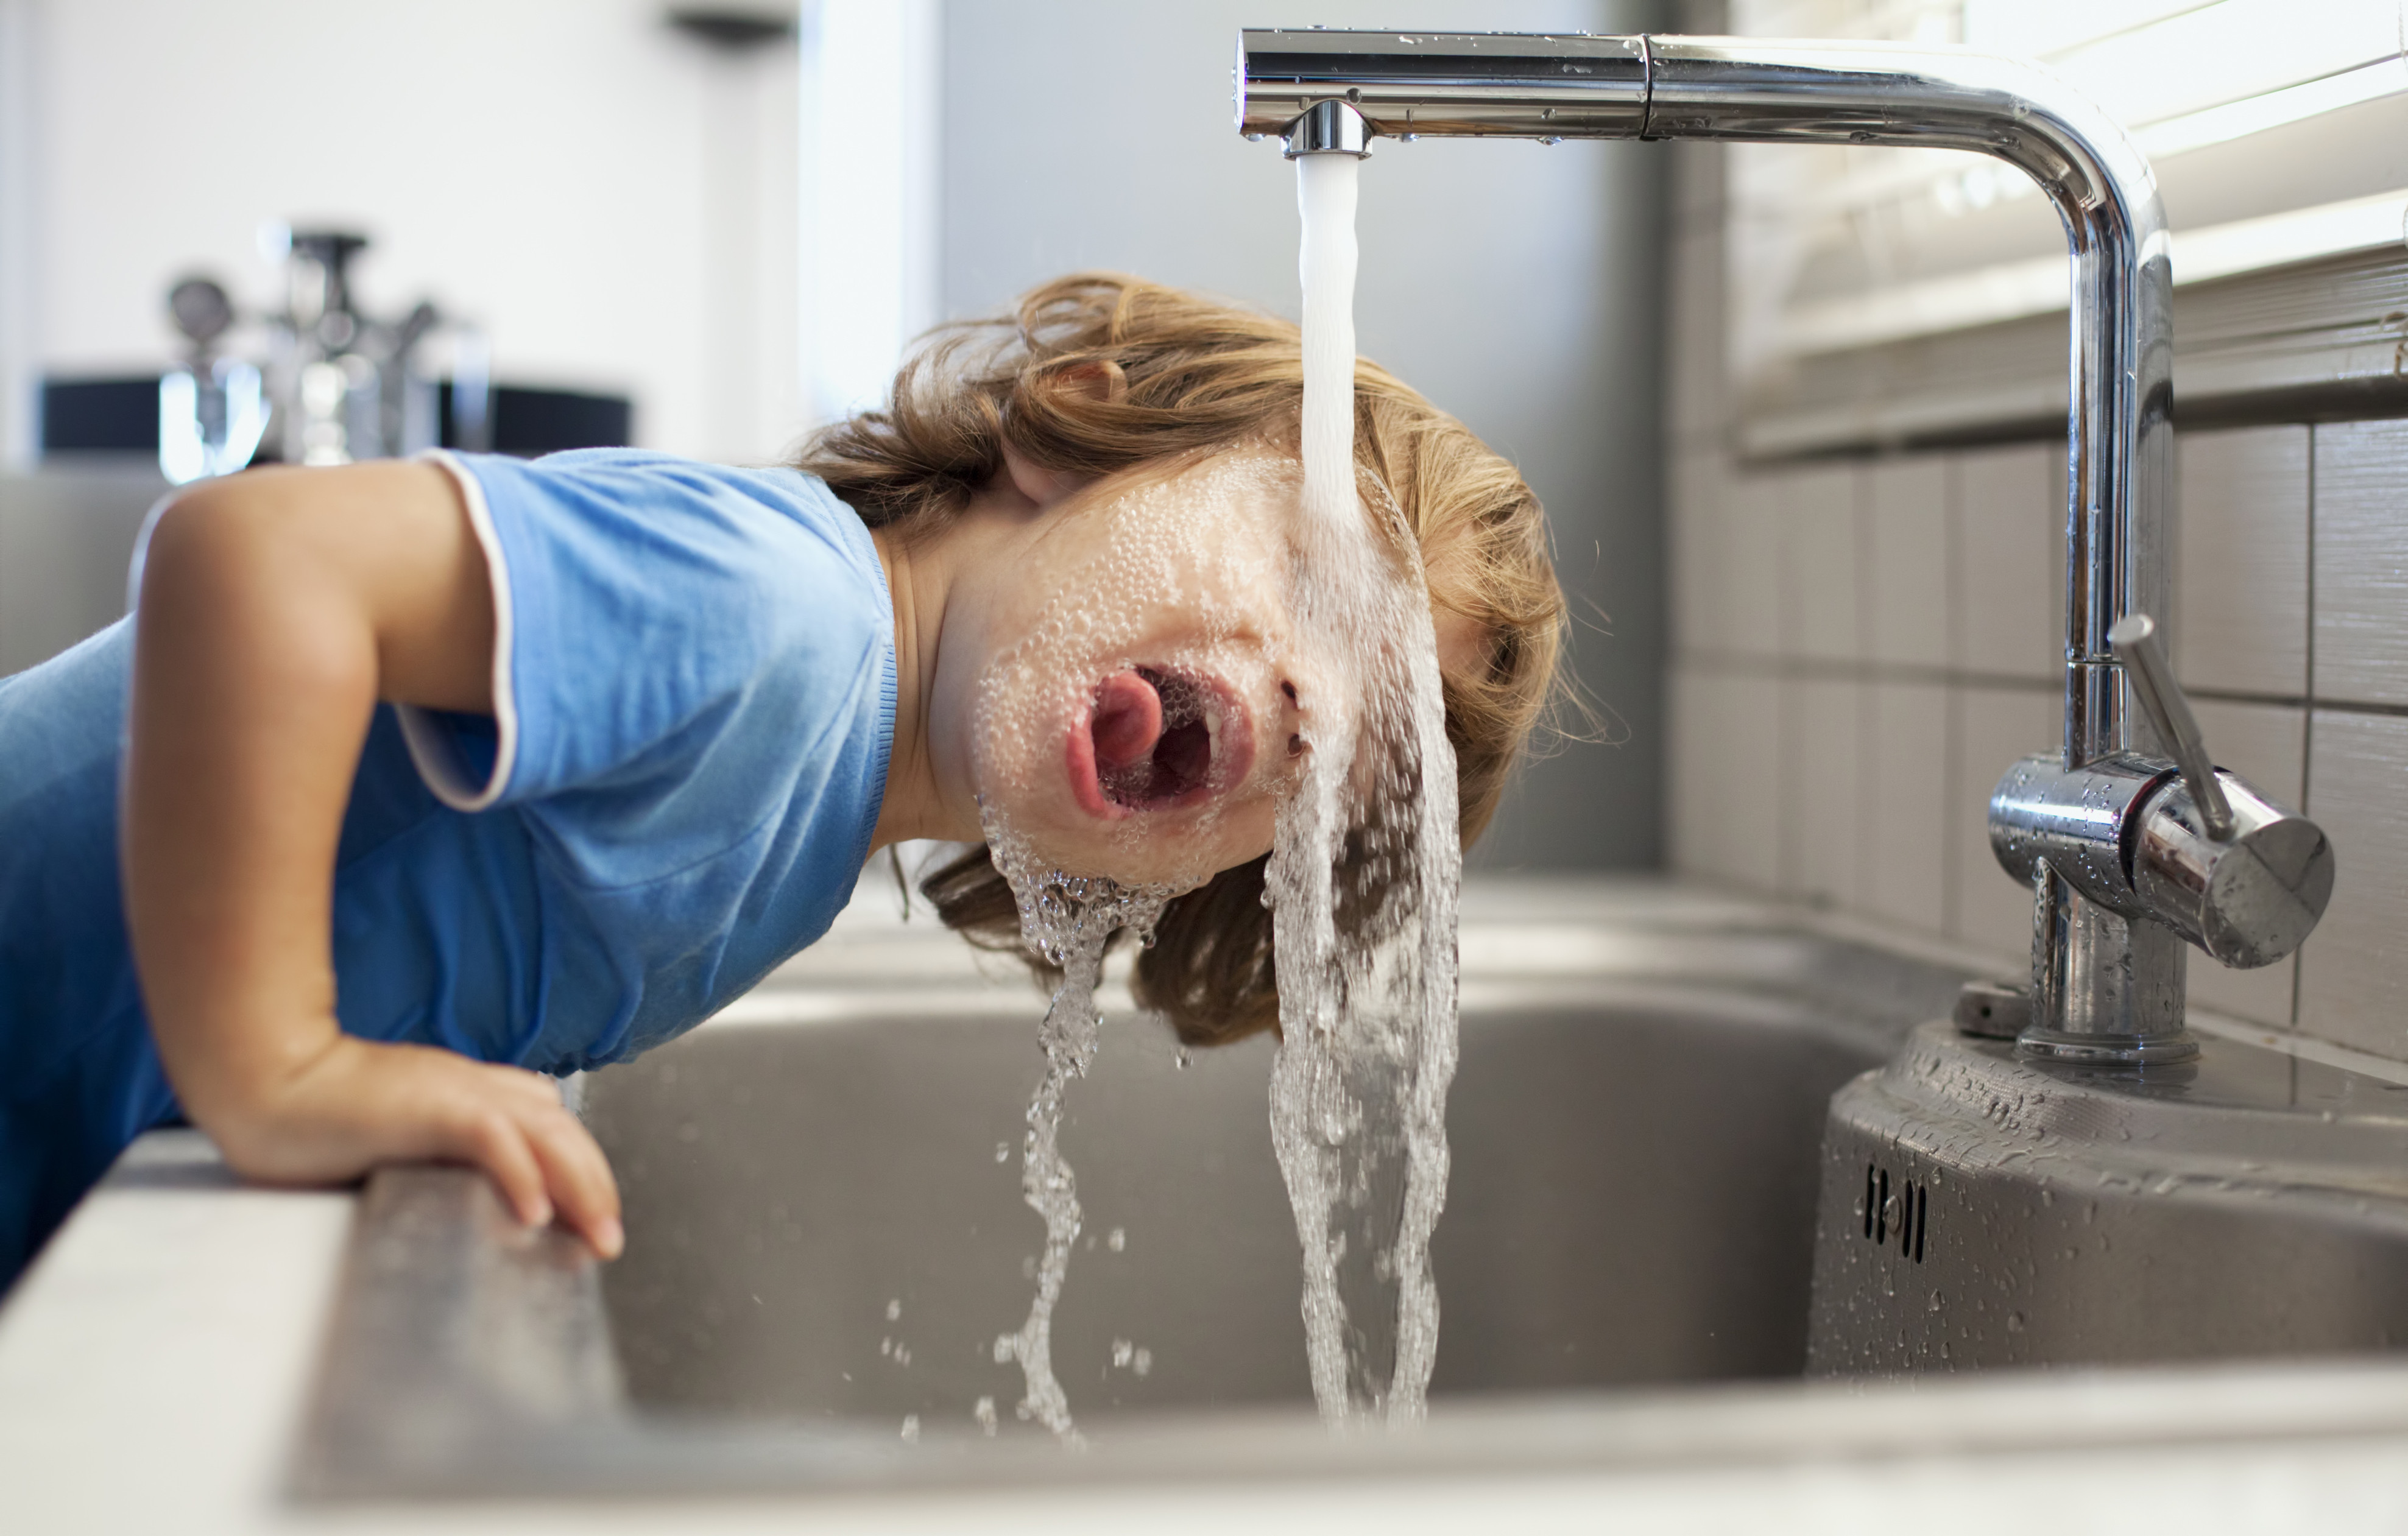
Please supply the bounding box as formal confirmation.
[1268,150,1462,1427]
[975,149,1459,1439]
[986,823,1174,1446]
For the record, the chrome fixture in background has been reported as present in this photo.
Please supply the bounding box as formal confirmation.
[160,275,266,484]
[1236,29,2333,1062]
[158,227,489,485]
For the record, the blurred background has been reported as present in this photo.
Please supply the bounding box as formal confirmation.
[0,0,1672,872]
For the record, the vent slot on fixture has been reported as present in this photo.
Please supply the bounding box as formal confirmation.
[1860,1161,1927,1264]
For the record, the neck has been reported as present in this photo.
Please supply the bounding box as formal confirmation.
[868,526,955,851]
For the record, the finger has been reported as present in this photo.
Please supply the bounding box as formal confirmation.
[521,1104,624,1259]
[484,1062,567,1110]
[452,1107,552,1229]
[520,1102,619,1246]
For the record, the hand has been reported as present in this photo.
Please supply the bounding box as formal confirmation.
[205,1032,624,1259]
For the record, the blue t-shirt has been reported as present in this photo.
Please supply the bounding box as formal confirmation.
[0,449,895,1288]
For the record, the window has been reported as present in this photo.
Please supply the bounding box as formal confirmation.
[1726,0,2408,454]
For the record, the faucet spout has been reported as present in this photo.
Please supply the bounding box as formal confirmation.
[1234,29,2320,1059]
[1280,98,1374,158]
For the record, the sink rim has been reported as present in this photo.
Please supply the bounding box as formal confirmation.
[291,1175,2408,1512]
[289,1158,2408,1502]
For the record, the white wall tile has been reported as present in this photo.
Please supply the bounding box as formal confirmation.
[1669,448,1725,659]
[2184,700,2306,1027]
[1952,441,2060,683]
[1667,666,1718,878]
[1860,680,1949,934]
[1668,664,1782,891]
[2314,421,2408,710]
[1776,463,1862,663]
[1948,683,2058,966]
[1865,456,1949,670]
[1721,474,1783,660]
[2295,710,2408,1059]
[1782,677,1863,906]
[1667,227,1727,449]
[1671,139,1725,237]
[2192,699,2306,817]
[2176,426,2308,699]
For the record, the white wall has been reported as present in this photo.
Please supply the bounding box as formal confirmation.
[9,0,799,463]
[941,0,1673,869]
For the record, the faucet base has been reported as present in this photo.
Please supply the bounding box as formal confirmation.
[1810,1020,2408,1376]
[2014,1025,2200,1066]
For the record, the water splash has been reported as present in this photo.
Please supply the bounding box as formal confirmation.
[985,817,1175,1446]
[1268,149,1461,1427]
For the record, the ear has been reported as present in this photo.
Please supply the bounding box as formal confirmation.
[1000,443,1092,510]
[999,361,1123,509]
[1050,358,1128,406]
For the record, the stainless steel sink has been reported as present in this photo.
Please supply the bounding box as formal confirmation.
[286,885,2408,1499]
[291,885,1969,1497]
[588,993,1893,1425]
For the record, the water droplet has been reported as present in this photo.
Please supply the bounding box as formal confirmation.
[885,1298,901,1322]
[973,1396,998,1436]
[900,1414,920,1443]
[1107,1226,1126,1252]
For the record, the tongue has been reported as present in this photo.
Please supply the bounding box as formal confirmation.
[1090,670,1164,773]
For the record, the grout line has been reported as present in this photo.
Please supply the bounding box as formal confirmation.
[1941,457,1964,942]
[2190,1010,2408,1093]
[1669,650,2408,722]
[1674,652,2063,692]
[1850,465,1874,910]
[2294,422,2317,1034]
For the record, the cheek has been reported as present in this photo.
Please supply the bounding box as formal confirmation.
[1202,795,1279,868]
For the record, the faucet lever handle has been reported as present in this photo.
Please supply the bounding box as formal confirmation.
[2110,613,2235,839]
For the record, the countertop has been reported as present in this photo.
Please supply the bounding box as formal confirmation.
[8,878,2408,1532]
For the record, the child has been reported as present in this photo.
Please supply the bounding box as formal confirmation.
[0,275,1564,1289]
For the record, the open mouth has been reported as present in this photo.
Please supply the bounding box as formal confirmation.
[1067,666,1254,817]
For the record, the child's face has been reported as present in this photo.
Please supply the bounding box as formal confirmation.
[931,452,1329,891]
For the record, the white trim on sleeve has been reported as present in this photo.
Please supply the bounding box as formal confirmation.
[395,450,520,812]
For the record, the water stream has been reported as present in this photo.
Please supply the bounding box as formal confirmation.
[986,824,1173,1446]
[984,147,1459,1437]
[1268,150,1461,1426]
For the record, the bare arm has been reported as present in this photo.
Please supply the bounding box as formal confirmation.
[122,462,620,1256]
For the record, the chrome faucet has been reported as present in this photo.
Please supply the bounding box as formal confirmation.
[1235,29,2334,1063]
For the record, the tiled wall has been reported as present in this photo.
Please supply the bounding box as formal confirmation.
[1664,136,2408,1062]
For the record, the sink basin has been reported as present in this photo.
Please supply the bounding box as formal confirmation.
[291,886,1970,1497]
[589,992,1890,1425]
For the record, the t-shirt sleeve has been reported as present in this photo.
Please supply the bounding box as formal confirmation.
[398,449,890,825]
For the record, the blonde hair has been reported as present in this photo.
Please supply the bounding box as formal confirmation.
[797,273,1563,1046]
